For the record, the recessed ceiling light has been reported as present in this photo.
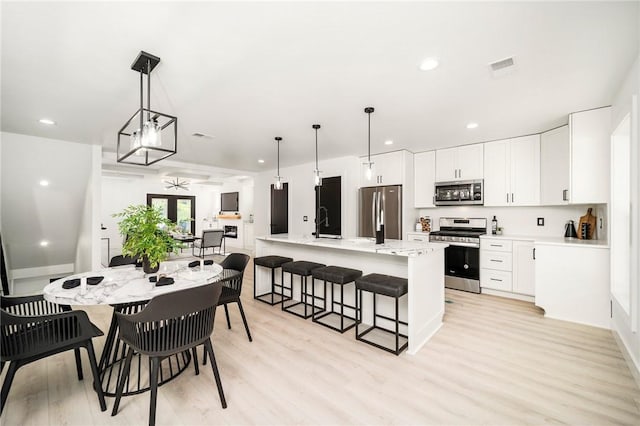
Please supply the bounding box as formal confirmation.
[258,159,265,164]
[39,118,56,125]
[39,180,49,187]
[384,140,394,145]
[466,122,479,129]
[419,57,439,71]
[40,240,49,247]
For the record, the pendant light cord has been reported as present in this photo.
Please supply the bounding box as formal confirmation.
[367,111,371,163]
[315,128,318,170]
[147,59,151,121]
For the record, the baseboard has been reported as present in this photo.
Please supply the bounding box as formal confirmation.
[10,263,75,279]
[481,288,535,303]
[612,329,640,390]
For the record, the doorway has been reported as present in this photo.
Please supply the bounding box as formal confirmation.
[270,183,288,234]
[146,194,196,235]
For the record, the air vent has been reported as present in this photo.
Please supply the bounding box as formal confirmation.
[192,132,215,139]
[489,56,516,78]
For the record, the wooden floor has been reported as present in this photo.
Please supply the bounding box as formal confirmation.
[2,256,640,425]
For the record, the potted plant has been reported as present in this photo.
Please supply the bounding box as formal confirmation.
[113,205,180,273]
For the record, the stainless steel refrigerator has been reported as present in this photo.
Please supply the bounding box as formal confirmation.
[357,185,402,239]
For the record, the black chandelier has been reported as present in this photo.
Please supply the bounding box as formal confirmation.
[117,51,177,166]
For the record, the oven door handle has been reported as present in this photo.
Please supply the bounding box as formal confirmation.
[446,242,480,248]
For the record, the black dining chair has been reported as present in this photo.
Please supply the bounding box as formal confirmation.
[0,294,106,415]
[218,253,252,342]
[111,282,227,426]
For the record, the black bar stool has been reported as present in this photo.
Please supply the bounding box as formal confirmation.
[281,261,325,319]
[253,255,293,305]
[311,266,362,333]
[355,273,408,355]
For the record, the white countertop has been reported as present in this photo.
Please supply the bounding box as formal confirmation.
[256,234,448,257]
[480,234,609,248]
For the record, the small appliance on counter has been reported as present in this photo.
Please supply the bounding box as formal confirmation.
[564,220,578,238]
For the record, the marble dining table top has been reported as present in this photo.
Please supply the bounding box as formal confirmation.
[43,260,223,306]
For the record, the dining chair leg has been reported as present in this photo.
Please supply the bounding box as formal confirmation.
[149,357,160,426]
[0,361,19,415]
[224,304,231,329]
[236,300,253,342]
[204,339,227,409]
[74,348,83,380]
[191,347,200,375]
[86,341,107,412]
[202,345,207,366]
[111,347,134,416]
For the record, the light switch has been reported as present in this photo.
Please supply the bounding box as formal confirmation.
[303,216,308,222]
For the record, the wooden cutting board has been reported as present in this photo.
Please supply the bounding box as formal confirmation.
[577,208,596,240]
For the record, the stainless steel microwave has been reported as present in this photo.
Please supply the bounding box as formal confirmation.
[434,179,484,206]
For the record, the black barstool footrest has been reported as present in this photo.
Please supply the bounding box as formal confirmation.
[310,265,362,333]
[282,301,324,319]
[281,261,326,319]
[313,311,357,333]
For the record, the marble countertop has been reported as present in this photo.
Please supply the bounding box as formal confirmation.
[256,234,448,257]
[480,234,609,248]
[43,261,223,306]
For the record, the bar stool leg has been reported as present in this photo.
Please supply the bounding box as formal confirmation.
[395,296,400,354]
[340,284,344,331]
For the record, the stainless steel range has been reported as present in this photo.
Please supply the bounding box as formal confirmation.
[429,217,487,293]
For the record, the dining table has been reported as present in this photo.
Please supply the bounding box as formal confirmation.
[43,260,224,397]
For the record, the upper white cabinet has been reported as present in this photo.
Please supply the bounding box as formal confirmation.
[414,151,436,208]
[484,135,540,206]
[435,144,483,182]
[540,125,570,205]
[360,150,405,187]
[540,107,611,205]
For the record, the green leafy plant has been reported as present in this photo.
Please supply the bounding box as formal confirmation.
[113,205,180,270]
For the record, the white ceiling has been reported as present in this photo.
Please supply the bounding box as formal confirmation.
[2,1,638,173]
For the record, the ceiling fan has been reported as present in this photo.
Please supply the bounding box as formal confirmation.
[163,178,190,191]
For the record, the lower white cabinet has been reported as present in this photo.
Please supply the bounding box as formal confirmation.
[406,232,429,242]
[480,237,535,296]
[534,243,610,328]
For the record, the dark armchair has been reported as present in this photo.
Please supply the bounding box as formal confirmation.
[0,294,106,415]
[218,253,252,342]
[193,229,225,257]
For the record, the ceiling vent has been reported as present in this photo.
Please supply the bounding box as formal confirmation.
[489,56,516,78]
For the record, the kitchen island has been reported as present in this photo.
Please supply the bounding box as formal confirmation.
[255,235,448,354]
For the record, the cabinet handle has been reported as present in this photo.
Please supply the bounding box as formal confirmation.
[511,193,514,203]
[490,244,502,247]
[490,278,503,282]
[458,169,462,179]
[533,248,536,260]
[490,259,503,263]
[506,193,509,203]
[562,189,568,201]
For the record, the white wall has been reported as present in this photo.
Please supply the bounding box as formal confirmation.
[102,176,218,258]
[254,155,361,238]
[418,204,607,239]
[610,53,640,381]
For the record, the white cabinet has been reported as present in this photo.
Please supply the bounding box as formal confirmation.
[540,107,611,205]
[534,243,610,328]
[435,144,483,182]
[480,237,534,296]
[406,232,429,242]
[540,125,570,205]
[512,241,535,296]
[360,151,404,187]
[484,135,540,206]
[414,151,436,208]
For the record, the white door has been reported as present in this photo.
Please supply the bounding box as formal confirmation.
[414,151,435,207]
[540,125,570,205]
[510,135,540,206]
[456,144,484,180]
[435,147,457,182]
[512,240,535,296]
[483,139,509,206]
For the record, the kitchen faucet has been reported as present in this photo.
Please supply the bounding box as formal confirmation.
[315,206,329,238]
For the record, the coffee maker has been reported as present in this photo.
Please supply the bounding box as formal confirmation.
[564,220,578,238]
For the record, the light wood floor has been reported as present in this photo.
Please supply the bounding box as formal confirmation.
[2,256,639,425]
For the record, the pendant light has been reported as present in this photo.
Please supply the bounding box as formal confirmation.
[363,107,375,181]
[274,136,284,190]
[312,124,322,186]
[117,51,177,166]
